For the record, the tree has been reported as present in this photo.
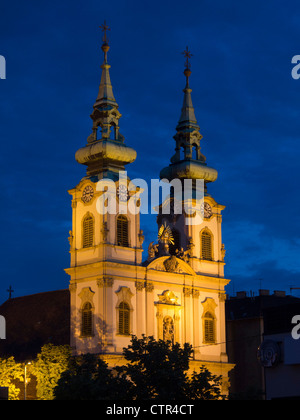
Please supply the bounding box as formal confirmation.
[52,336,224,400]
[31,344,71,400]
[117,335,224,400]
[54,353,132,400]
[186,366,224,400]
[0,357,23,400]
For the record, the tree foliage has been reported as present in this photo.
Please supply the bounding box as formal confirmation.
[31,343,71,400]
[117,335,224,400]
[117,335,192,400]
[53,335,224,400]
[54,353,132,400]
[0,357,23,400]
[187,366,224,400]
[0,337,224,400]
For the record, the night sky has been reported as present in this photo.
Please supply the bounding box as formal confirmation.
[1,0,300,303]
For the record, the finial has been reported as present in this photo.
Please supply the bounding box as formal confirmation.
[100,20,110,45]
[100,20,111,60]
[182,46,193,81]
[7,285,14,299]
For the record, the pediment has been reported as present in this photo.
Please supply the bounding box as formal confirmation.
[147,256,196,276]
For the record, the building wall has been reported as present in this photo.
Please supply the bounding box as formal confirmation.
[226,317,264,398]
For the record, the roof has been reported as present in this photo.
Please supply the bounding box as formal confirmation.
[0,289,70,361]
[226,293,300,321]
[263,301,300,335]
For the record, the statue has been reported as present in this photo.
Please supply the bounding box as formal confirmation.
[101,222,109,242]
[147,241,158,261]
[163,316,174,343]
[138,229,145,247]
[221,244,226,261]
[68,231,74,248]
[158,222,174,256]
[175,246,191,264]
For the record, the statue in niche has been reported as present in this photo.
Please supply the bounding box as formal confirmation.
[163,316,174,343]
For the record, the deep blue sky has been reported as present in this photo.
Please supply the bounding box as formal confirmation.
[1,0,300,303]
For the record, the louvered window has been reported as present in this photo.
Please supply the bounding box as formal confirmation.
[201,230,212,260]
[204,312,215,343]
[118,302,130,335]
[117,215,129,247]
[81,302,93,337]
[83,215,94,248]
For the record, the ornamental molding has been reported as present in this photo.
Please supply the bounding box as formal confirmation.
[69,283,77,293]
[97,277,114,288]
[115,286,134,309]
[78,287,95,308]
[157,290,180,306]
[147,256,196,276]
[145,282,154,293]
[135,281,145,291]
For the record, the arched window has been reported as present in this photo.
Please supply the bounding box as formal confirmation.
[118,302,130,335]
[192,144,198,160]
[81,302,93,337]
[82,214,94,248]
[201,229,213,260]
[203,312,215,343]
[117,215,129,247]
[180,144,185,161]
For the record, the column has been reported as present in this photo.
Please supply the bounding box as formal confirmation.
[145,281,155,337]
[192,289,201,359]
[135,281,145,338]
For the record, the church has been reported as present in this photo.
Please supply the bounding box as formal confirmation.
[64,23,234,392]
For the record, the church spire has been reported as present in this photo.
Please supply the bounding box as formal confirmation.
[75,23,137,179]
[176,47,199,132]
[160,47,218,185]
[94,21,117,108]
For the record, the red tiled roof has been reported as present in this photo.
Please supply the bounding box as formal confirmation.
[0,289,70,361]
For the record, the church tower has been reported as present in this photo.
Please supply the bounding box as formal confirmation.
[158,47,226,279]
[65,24,144,355]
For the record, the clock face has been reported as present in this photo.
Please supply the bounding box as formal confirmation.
[201,202,212,218]
[81,185,94,203]
[117,184,129,202]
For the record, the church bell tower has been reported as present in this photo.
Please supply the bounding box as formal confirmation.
[65,24,144,355]
[158,47,226,279]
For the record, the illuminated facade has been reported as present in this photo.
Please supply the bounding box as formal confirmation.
[65,29,234,391]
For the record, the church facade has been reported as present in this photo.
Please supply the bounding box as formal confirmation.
[65,27,234,391]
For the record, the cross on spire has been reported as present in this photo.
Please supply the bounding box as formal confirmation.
[100,20,110,45]
[182,46,193,70]
[7,285,14,299]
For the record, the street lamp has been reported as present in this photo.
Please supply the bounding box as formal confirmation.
[24,362,31,400]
